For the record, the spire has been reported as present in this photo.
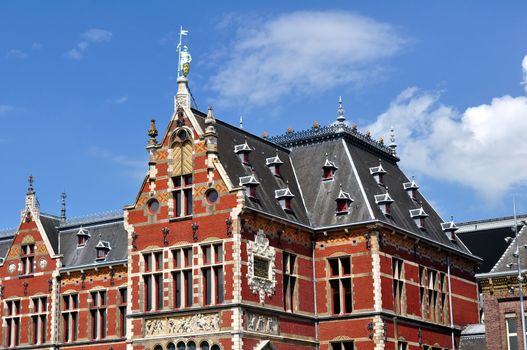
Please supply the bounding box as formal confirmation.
[239,115,243,129]
[24,175,40,215]
[26,175,35,196]
[175,27,191,111]
[60,192,67,221]
[147,119,159,147]
[337,96,346,123]
[389,126,397,155]
[205,106,217,137]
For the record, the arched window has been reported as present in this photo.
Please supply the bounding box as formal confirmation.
[167,343,176,350]
[200,341,209,350]
[154,345,163,350]
[177,341,186,350]
[187,341,196,350]
[211,345,220,350]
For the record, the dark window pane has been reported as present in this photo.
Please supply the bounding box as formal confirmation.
[204,268,212,305]
[185,271,193,306]
[343,278,352,313]
[330,280,340,314]
[185,189,192,215]
[175,272,181,308]
[156,274,163,310]
[342,257,351,275]
[175,191,182,217]
[216,266,224,304]
[329,259,339,276]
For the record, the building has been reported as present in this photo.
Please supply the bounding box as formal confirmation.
[0,72,481,350]
[457,215,527,350]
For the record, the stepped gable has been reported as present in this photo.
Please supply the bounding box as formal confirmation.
[58,214,127,269]
[193,108,310,226]
[457,215,527,273]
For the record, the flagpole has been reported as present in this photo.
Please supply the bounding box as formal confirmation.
[177,25,183,78]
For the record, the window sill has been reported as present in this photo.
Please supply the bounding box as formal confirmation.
[169,215,193,222]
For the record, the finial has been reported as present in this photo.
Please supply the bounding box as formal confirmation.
[177,26,191,78]
[379,136,384,145]
[313,120,320,129]
[60,192,67,221]
[239,115,243,129]
[205,106,216,126]
[27,175,35,195]
[337,96,346,123]
[287,127,294,134]
[389,126,397,155]
[261,131,268,139]
[147,119,158,146]
[451,215,454,222]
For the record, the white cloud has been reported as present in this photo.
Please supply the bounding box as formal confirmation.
[82,28,113,43]
[0,105,15,115]
[65,28,112,60]
[366,87,527,202]
[522,54,527,93]
[31,42,43,50]
[7,49,28,59]
[65,49,83,60]
[113,96,128,104]
[209,11,406,107]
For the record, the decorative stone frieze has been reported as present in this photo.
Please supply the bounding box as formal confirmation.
[244,312,278,334]
[144,313,220,337]
[247,229,276,304]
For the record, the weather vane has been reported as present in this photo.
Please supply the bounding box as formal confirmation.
[177,26,192,78]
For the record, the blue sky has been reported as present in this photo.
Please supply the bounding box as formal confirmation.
[1,1,527,229]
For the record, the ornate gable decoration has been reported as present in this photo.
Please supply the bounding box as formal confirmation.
[247,230,276,304]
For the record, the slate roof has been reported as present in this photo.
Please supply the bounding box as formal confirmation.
[458,215,525,273]
[193,108,473,257]
[193,109,311,226]
[0,212,127,270]
[59,216,127,269]
[459,323,487,350]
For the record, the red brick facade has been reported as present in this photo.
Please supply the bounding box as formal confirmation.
[0,77,480,350]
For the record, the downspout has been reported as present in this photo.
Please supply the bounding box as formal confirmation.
[312,239,319,349]
[447,255,455,350]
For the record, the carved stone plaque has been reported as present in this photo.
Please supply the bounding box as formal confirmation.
[244,312,278,335]
[253,257,269,279]
[247,230,276,304]
[145,313,220,337]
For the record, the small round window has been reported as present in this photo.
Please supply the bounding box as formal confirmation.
[206,189,219,204]
[177,129,188,141]
[147,199,160,214]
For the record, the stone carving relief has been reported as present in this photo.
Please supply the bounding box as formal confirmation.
[244,312,278,335]
[247,229,276,304]
[145,313,220,337]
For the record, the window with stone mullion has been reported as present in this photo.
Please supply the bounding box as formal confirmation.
[330,341,354,350]
[90,291,107,340]
[328,256,352,315]
[392,257,405,315]
[283,252,297,312]
[5,300,20,348]
[31,296,47,344]
[62,294,79,342]
[172,247,193,308]
[201,243,224,306]
[143,251,164,311]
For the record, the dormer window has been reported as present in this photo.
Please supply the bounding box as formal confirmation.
[375,191,394,216]
[441,218,459,241]
[322,157,338,181]
[95,241,111,261]
[335,187,353,215]
[266,154,283,177]
[275,188,294,211]
[239,175,259,198]
[369,162,387,186]
[410,207,428,230]
[77,227,91,247]
[234,139,252,165]
[403,179,419,201]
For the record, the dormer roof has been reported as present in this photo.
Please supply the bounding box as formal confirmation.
[239,175,259,186]
[403,179,419,191]
[96,240,111,250]
[275,187,294,199]
[265,155,283,166]
[441,220,459,232]
[375,192,394,204]
[369,164,387,175]
[76,227,91,237]
[336,188,353,202]
[234,139,251,153]
[410,207,429,219]
[323,158,338,170]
